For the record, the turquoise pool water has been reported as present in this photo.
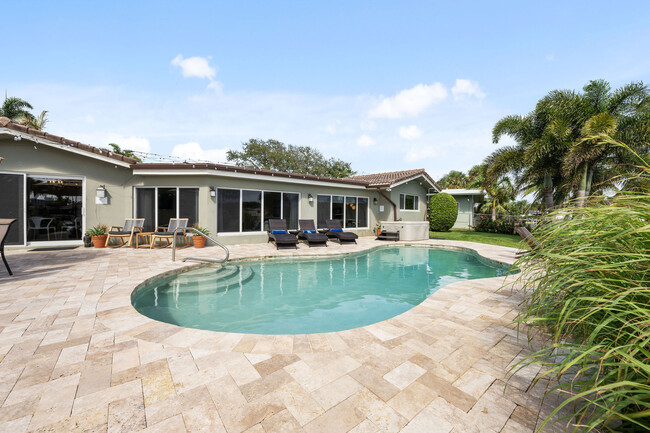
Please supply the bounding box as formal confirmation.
[131,246,509,335]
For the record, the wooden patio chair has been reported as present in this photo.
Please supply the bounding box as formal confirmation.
[0,219,16,276]
[105,218,144,248]
[150,218,189,249]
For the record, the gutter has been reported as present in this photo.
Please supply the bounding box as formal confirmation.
[376,188,398,221]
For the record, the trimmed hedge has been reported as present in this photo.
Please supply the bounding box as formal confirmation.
[429,193,458,231]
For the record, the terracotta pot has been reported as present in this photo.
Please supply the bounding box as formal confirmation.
[92,235,108,248]
[193,236,207,248]
[375,229,381,236]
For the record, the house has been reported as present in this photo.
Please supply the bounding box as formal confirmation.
[441,189,485,229]
[0,117,442,246]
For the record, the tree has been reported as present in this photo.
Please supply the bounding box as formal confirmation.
[226,139,355,177]
[438,170,469,188]
[106,143,142,162]
[480,177,515,220]
[17,110,48,130]
[1,97,33,121]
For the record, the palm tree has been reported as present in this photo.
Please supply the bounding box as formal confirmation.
[438,170,469,188]
[17,110,48,130]
[480,177,515,220]
[106,143,142,162]
[0,97,33,121]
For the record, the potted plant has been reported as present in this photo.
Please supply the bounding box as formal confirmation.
[192,225,210,248]
[375,222,382,236]
[87,224,108,248]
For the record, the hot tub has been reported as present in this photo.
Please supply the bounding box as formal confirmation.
[380,221,429,241]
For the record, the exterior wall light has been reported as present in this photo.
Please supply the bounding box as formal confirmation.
[210,187,217,197]
[308,193,313,203]
[373,198,378,205]
[96,185,109,205]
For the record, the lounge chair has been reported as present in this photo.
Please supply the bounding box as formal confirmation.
[151,218,189,249]
[298,219,328,247]
[105,218,144,248]
[0,219,16,276]
[325,219,358,244]
[515,226,540,257]
[267,219,298,249]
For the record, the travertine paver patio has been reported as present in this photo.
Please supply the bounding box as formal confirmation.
[0,238,566,432]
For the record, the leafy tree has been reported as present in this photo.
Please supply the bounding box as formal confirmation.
[17,110,48,130]
[438,170,469,188]
[1,97,33,121]
[226,139,355,177]
[429,193,458,231]
[480,177,515,220]
[106,143,142,162]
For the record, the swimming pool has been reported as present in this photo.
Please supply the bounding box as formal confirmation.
[131,246,509,334]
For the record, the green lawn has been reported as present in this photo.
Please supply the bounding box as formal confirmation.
[429,229,529,250]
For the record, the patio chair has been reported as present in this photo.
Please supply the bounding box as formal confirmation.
[267,219,298,250]
[0,219,16,276]
[151,218,189,249]
[28,217,55,241]
[325,219,358,244]
[105,218,144,248]
[515,226,540,257]
[298,219,328,247]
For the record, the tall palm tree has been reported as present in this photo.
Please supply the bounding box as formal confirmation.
[0,97,33,121]
[480,177,515,220]
[17,110,48,130]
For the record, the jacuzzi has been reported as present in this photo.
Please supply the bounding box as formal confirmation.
[380,221,429,241]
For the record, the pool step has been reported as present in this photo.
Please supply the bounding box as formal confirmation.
[173,265,255,293]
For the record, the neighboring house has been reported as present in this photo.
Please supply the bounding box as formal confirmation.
[441,189,485,229]
[0,117,441,246]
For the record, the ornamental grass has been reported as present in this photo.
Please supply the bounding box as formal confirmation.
[512,150,650,432]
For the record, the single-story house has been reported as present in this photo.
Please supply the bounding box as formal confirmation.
[441,189,485,229]
[0,117,442,247]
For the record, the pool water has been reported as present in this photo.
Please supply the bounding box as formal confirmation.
[131,246,509,334]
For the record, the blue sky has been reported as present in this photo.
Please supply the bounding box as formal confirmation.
[3,1,650,179]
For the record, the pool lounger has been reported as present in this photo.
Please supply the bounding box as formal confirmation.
[267,219,299,250]
[298,219,328,247]
[325,219,358,244]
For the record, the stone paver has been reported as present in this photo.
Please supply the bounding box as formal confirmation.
[0,238,567,432]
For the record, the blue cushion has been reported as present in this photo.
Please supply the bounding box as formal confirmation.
[331,228,343,232]
[304,230,316,234]
[271,230,286,234]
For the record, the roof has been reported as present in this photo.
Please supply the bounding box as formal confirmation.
[440,188,485,196]
[0,117,140,165]
[347,168,441,190]
[131,163,370,187]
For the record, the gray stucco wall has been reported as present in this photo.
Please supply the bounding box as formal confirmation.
[385,179,429,222]
[451,195,474,229]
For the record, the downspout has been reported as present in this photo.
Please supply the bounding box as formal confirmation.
[376,188,398,221]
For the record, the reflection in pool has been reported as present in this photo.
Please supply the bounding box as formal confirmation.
[132,246,509,334]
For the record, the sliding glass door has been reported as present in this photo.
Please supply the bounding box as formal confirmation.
[217,188,300,233]
[0,173,25,245]
[136,187,200,231]
[27,176,83,242]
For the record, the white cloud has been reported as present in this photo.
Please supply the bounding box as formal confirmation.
[171,141,229,163]
[105,134,151,153]
[357,135,376,147]
[451,79,485,100]
[404,146,439,163]
[369,83,447,119]
[172,54,222,93]
[399,125,423,140]
[360,120,377,131]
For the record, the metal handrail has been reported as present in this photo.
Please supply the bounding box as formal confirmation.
[172,227,230,263]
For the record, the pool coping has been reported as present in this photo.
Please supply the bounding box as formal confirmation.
[96,239,520,355]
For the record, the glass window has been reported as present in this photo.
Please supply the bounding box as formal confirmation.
[400,193,419,210]
[157,188,177,227]
[217,189,240,232]
[263,191,282,231]
[317,195,330,228]
[179,188,199,227]
[27,176,83,242]
[283,193,299,230]
[136,188,156,231]
[345,197,357,228]
[242,190,262,232]
[332,196,344,226]
[357,198,368,228]
[0,173,25,245]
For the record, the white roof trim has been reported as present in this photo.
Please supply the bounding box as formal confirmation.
[387,174,438,190]
[132,169,369,189]
[441,189,485,196]
[0,128,132,168]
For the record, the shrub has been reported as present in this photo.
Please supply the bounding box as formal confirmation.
[473,216,517,234]
[512,172,650,431]
[429,193,458,231]
[86,224,107,236]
